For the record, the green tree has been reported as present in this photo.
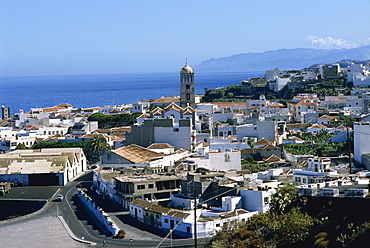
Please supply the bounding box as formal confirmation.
[88,112,137,129]
[269,185,297,214]
[341,115,355,129]
[32,141,87,149]
[86,136,111,157]
[16,143,27,150]
[277,208,315,247]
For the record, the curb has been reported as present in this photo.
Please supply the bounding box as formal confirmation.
[58,215,97,246]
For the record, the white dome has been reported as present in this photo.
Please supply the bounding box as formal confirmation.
[180,62,194,74]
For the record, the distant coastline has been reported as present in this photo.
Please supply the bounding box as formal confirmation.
[0,71,264,115]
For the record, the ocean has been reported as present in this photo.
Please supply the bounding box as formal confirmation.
[0,71,263,115]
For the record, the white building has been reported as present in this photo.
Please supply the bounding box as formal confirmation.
[0,148,87,186]
[270,77,291,92]
[130,197,258,238]
[188,149,241,172]
[354,122,370,166]
[240,188,276,213]
[265,68,280,81]
[292,157,338,184]
[124,118,192,150]
[209,136,251,152]
[287,94,320,122]
[236,121,276,142]
[347,62,370,87]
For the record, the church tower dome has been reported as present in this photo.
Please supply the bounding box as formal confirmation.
[180,60,195,109]
[180,61,194,74]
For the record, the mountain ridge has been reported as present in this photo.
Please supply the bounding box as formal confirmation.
[195,46,370,72]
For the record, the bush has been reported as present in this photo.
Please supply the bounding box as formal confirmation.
[277,209,315,246]
[231,229,253,240]
[114,229,126,239]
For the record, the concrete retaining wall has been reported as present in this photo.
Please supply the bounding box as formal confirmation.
[77,189,119,236]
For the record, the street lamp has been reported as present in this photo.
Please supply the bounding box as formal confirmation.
[82,237,84,248]
[129,238,133,247]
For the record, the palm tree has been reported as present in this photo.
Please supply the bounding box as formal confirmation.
[247,137,255,148]
[86,136,111,159]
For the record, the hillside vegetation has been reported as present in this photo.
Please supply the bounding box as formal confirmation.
[201,78,352,103]
[206,186,370,248]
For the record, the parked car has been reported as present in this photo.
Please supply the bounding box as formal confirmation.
[54,194,64,202]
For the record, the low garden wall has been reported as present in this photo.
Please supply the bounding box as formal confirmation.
[77,189,119,236]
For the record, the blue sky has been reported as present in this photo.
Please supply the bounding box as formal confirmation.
[1,0,369,76]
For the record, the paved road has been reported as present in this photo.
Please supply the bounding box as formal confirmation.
[1,171,205,247]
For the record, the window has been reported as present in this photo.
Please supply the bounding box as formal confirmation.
[187,226,190,233]
[216,223,220,227]
[137,185,145,190]
[225,154,230,162]
[156,214,160,219]
[149,184,154,189]
[186,84,190,92]
[164,218,168,223]
[186,93,190,100]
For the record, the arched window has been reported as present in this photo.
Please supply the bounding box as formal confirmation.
[186,93,190,100]
[186,84,190,92]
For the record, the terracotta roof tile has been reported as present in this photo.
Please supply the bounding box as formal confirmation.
[112,144,163,164]
[147,143,174,149]
[152,96,180,104]
[264,154,282,162]
[254,138,273,146]
[241,148,256,155]
[257,144,280,150]
[164,102,182,112]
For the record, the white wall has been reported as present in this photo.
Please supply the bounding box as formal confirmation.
[190,150,241,171]
[354,122,370,164]
[130,204,145,223]
[240,189,274,213]
[154,125,191,150]
[236,121,276,141]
